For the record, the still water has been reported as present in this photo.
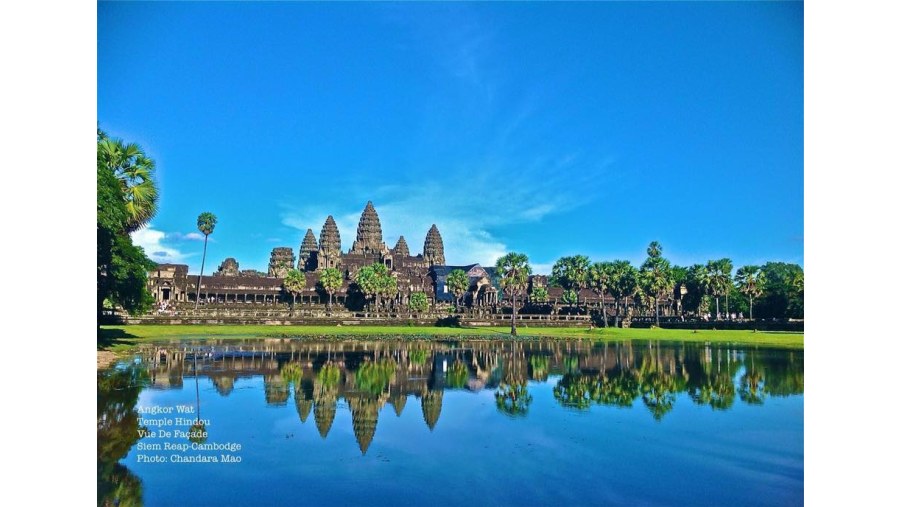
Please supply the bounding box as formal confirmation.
[98,338,803,506]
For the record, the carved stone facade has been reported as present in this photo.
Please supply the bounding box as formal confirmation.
[318,216,342,271]
[423,224,446,266]
[298,229,318,272]
[267,247,295,278]
[392,236,410,257]
[146,201,504,309]
[214,257,240,277]
[349,201,388,256]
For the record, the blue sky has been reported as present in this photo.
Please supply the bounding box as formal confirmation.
[99,1,803,275]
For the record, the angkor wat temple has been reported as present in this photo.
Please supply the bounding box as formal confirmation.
[148,201,503,309]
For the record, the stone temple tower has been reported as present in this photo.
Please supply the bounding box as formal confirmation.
[298,228,318,272]
[318,215,342,270]
[392,236,410,257]
[423,224,445,266]
[350,201,387,255]
[268,247,295,278]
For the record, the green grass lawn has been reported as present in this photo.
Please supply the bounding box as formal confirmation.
[99,324,803,352]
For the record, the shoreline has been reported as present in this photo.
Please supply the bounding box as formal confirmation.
[99,324,803,356]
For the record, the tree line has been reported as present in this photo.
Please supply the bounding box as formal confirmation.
[496,241,803,334]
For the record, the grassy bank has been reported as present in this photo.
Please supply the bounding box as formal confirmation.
[99,324,803,352]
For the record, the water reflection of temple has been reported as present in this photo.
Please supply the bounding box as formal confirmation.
[135,339,804,453]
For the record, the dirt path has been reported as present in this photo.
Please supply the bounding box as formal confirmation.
[97,350,118,370]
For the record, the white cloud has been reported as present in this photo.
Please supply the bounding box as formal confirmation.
[131,225,194,264]
[169,231,207,242]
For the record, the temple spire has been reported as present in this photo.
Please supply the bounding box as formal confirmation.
[318,216,342,270]
[392,236,410,257]
[298,229,318,271]
[423,224,445,266]
[350,201,385,255]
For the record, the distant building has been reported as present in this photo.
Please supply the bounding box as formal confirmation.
[146,200,496,308]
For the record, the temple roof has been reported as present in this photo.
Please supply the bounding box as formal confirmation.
[392,236,410,257]
[298,229,319,271]
[319,215,341,254]
[423,224,445,266]
[351,201,385,254]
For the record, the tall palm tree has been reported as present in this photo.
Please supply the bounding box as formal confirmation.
[447,269,469,312]
[589,261,612,327]
[707,259,733,320]
[640,242,673,327]
[97,133,159,232]
[319,267,343,309]
[687,264,711,316]
[551,255,590,308]
[735,265,765,320]
[194,212,217,310]
[496,252,531,336]
[283,269,306,314]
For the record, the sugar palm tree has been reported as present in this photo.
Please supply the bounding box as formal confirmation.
[496,252,531,336]
[194,212,217,310]
[707,259,733,320]
[589,261,612,327]
[607,260,637,327]
[319,267,343,309]
[283,269,306,314]
[551,255,590,308]
[735,265,765,320]
[97,133,159,233]
[447,269,469,312]
[640,242,673,327]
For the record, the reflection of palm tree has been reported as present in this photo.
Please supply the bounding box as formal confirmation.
[528,355,549,382]
[495,382,533,417]
[446,361,469,389]
[739,368,766,405]
[354,359,396,395]
[313,363,340,438]
[689,373,735,411]
[189,350,208,444]
[595,373,641,408]
[641,373,677,421]
[553,374,594,410]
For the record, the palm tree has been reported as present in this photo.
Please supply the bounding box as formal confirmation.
[707,259,733,320]
[530,286,549,304]
[194,212,217,310]
[447,269,469,312]
[319,267,343,309]
[283,269,306,315]
[97,133,159,232]
[640,242,673,327]
[735,265,765,320]
[687,264,711,316]
[551,255,590,308]
[607,260,637,327]
[496,252,531,336]
[589,261,612,327]
[355,265,378,312]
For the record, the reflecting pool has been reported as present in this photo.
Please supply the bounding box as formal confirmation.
[98,338,803,506]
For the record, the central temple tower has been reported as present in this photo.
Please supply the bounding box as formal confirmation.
[350,201,387,255]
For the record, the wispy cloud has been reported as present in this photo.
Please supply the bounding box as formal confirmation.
[168,231,208,242]
[131,225,195,264]
[279,149,611,268]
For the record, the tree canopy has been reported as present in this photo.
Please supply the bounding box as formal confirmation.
[97,130,156,319]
